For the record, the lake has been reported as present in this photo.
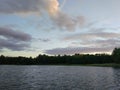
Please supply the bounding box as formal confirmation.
[0,65,120,90]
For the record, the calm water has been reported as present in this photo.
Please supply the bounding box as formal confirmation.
[0,66,120,90]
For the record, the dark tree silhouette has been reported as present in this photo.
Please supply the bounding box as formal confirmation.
[112,48,120,63]
[0,48,118,65]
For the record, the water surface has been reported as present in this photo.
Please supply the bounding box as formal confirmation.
[0,65,120,90]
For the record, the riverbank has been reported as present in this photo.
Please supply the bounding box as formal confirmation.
[0,63,120,67]
[50,63,120,67]
[84,63,120,67]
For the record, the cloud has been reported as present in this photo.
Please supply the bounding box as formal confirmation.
[44,47,113,55]
[51,12,76,31]
[38,38,50,42]
[50,29,120,55]
[0,27,32,51]
[51,12,85,31]
[45,38,120,55]
[0,38,28,51]
[63,32,120,41]
[0,0,58,15]
[72,39,120,48]
[0,27,32,41]
[0,0,85,31]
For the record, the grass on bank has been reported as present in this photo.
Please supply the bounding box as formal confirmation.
[84,63,120,67]
[1,63,120,68]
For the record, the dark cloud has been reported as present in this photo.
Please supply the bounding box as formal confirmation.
[44,47,113,55]
[0,27,32,41]
[0,38,28,51]
[0,27,32,51]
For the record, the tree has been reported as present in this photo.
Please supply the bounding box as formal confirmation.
[112,48,120,63]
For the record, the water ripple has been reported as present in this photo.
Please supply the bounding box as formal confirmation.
[0,66,120,90]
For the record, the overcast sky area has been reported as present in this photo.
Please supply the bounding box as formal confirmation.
[0,0,120,57]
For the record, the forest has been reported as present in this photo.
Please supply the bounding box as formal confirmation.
[0,48,120,65]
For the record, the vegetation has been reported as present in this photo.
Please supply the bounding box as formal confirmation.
[112,48,120,63]
[0,48,120,65]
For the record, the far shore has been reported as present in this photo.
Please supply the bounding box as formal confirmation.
[0,63,120,67]
[82,63,120,67]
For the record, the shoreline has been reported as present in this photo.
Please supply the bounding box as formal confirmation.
[0,63,120,67]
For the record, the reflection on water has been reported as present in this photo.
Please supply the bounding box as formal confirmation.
[0,65,120,90]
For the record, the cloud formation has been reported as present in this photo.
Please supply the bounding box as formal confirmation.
[0,0,84,31]
[0,27,31,41]
[0,38,28,51]
[79,39,120,47]
[63,32,120,41]
[0,0,58,15]
[0,27,32,51]
[38,38,50,42]
[45,38,120,55]
[44,47,113,55]
[51,12,76,31]
[45,30,120,55]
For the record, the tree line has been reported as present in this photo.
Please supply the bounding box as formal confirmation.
[0,48,120,65]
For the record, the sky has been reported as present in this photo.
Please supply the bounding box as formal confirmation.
[0,0,120,57]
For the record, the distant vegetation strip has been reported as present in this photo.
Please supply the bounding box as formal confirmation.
[84,64,120,67]
[0,48,120,65]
